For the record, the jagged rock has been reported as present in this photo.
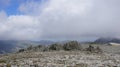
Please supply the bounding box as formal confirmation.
[85,45,102,53]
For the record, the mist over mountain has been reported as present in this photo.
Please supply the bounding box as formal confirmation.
[94,37,120,44]
[0,40,55,54]
[0,0,120,40]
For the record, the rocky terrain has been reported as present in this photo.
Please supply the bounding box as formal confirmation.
[0,41,120,67]
[1,51,120,67]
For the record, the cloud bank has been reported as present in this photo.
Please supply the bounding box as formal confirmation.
[0,0,120,40]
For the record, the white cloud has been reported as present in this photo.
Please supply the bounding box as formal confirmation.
[0,0,120,40]
[0,11,41,40]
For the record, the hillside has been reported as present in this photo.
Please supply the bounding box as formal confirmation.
[0,44,120,67]
[94,37,120,44]
[0,40,55,54]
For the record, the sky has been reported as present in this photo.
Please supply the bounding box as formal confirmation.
[0,0,120,41]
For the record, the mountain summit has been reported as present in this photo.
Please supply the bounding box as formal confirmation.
[94,37,120,44]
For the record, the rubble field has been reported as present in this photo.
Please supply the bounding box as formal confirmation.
[0,45,120,67]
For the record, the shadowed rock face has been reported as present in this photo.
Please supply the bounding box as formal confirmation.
[85,45,102,53]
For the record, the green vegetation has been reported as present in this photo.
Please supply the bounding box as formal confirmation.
[6,64,11,67]
[18,49,25,52]
[0,60,6,63]
[27,45,33,50]
[17,41,102,54]
[63,41,82,51]
[49,43,63,51]
[18,41,83,52]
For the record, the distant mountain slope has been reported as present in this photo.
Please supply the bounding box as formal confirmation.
[0,40,55,54]
[94,37,120,44]
[0,40,17,54]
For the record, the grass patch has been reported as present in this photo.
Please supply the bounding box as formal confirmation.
[0,60,6,63]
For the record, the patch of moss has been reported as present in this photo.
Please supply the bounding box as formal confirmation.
[6,64,11,67]
[0,60,6,63]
